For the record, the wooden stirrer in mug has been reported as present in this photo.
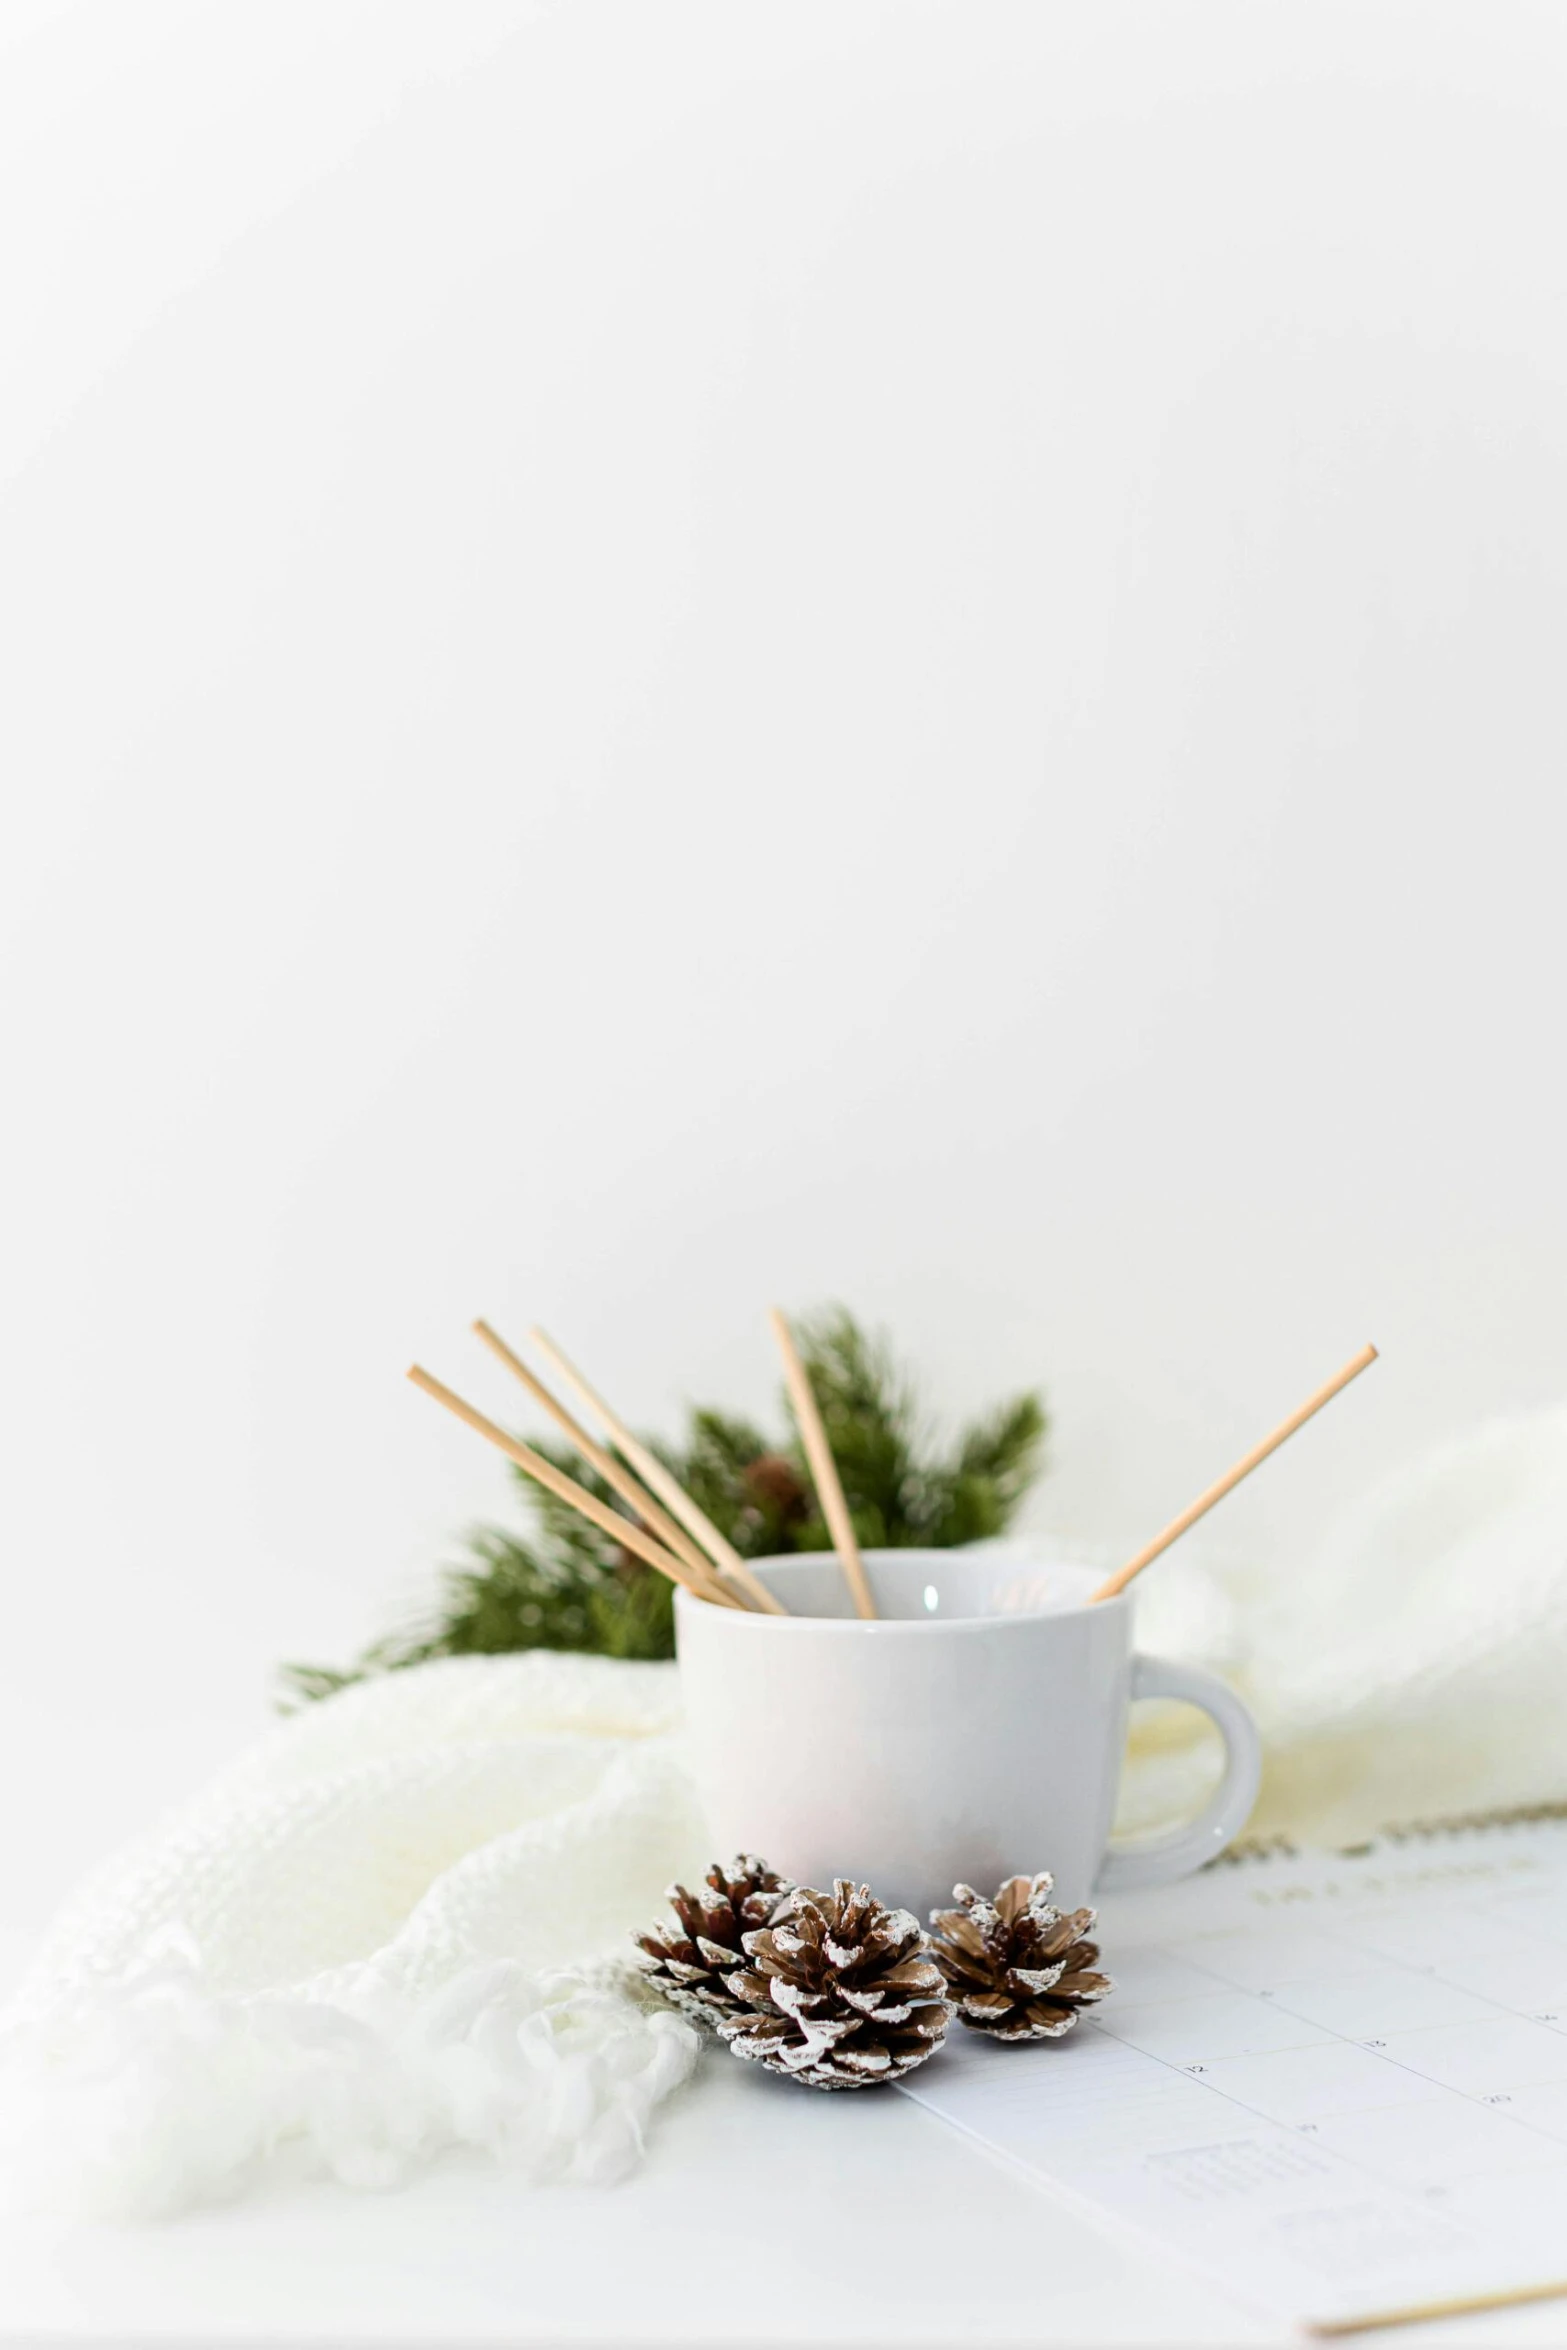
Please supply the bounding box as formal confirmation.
[1091,1342,1379,1602]
[768,1306,877,1621]
[470,1318,744,1605]
[407,1365,746,1608]
[525,1328,787,1616]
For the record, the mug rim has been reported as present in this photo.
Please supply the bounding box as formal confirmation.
[677,1547,1130,1634]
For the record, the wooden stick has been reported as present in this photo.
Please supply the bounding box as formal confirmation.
[1091,1343,1380,1603]
[406,1365,744,1607]
[768,1306,877,1621]
[526,1328,788,1617]
[1308,2276,1567,2336]
[471,1318,745,1608]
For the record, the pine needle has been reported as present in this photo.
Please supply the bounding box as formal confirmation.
[280,1307,1047,1704]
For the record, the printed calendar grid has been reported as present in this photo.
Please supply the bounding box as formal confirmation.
[1092,1894,1567,2181]
[899,1820,1567,2330]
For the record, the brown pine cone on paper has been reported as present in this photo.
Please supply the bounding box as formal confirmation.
[720,1878,950,2089]
[929,1873,1112,2041]
[632,1855,796,2028]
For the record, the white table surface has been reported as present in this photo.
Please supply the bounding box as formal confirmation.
[4,2017,1567,2350]
[3,1916,1566,2350]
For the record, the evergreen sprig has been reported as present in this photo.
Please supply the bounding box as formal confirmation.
[280,1307,1046,1704]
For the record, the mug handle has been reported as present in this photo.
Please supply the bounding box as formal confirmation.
[1094,1654,1263,1894]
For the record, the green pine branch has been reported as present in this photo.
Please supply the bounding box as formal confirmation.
[278,1306,1046,1705]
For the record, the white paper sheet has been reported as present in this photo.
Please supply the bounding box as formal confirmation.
[899,1818,1567,2333]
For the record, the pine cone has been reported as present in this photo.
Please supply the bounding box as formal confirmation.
[632,1856,796,2027]
[719,1878,950,2089]
[929,1873,1112,2041]
[743,1451,810,1522]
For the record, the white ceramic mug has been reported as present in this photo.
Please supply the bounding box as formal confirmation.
[675,1549,1261,1918]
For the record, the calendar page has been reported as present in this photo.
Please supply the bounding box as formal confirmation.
[898,1817,1567,2335]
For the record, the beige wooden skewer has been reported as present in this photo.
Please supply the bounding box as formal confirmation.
[526,1328,788,1617]
[407,1365,745,1608]
[1090,1342,1379,1604]
[1307,2275,1567,2338]
[768,1306,877,1622]
[471,1318,745,1609]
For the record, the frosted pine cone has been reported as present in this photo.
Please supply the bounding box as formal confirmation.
[719,1878,950,2089]
[929,1873,1112,2041]
[633,1856,796,2028]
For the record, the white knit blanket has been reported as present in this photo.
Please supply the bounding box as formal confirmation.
[8,1403,1567,2220]
[0,1655,710,2218]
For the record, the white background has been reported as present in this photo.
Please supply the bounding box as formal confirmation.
[3,0,1565,1926]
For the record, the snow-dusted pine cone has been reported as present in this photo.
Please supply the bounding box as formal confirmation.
[632,1856,796,2027]
[719,1878,950,2089]
[929,1873,1112,2041]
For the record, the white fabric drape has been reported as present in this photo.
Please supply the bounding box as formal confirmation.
[8,1404,1567,2219]
[1,1654,708,2218]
